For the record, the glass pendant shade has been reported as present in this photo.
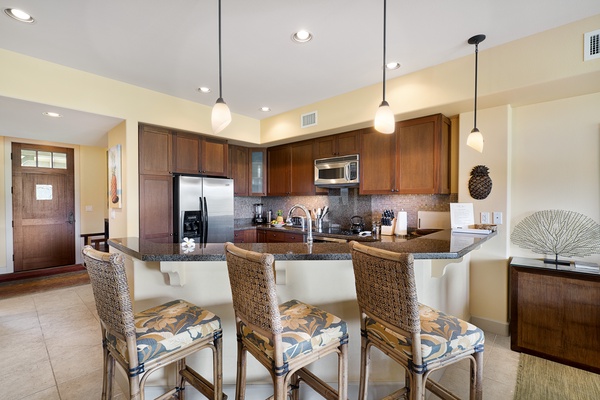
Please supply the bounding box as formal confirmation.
[374,101,395,134]
[467,128,484,153]
[211,98,231,134]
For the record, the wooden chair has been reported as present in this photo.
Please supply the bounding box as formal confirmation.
[223,242,349,400]
[348,241,485,400]
[82,245,224,400]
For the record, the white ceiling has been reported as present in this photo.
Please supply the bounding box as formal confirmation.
[1,0,600,146]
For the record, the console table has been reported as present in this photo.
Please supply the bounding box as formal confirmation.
[509,257,600,373]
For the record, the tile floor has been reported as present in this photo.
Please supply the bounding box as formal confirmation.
[0,284,520,399]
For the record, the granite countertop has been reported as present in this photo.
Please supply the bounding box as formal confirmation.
[107,230,496,262]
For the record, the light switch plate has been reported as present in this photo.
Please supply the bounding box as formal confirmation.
[493,211,503,224]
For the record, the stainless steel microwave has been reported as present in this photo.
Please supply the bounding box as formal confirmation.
[314,154,359,187]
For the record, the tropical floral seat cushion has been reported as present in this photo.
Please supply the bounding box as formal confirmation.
[366,304,484,366]
[240,299,348,363]
[107,299,222,364]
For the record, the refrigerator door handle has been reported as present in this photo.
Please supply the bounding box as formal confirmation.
[202,196,209,245]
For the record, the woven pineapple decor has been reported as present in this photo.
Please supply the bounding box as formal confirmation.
[468,165,492,200]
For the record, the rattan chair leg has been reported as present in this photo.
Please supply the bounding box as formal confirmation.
[214,336,224,400]
[235,340,247,400]
[274,374,287,400]
[177,359,186,400]
[290,373,300,400]
[471,352,483,400]
[358,338,371,400]
[103,350,114,400]
[338,343,349,400]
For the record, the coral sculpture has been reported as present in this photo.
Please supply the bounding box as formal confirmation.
[511,210,600,263]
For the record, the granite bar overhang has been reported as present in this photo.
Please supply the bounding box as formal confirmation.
[107,230,496,262]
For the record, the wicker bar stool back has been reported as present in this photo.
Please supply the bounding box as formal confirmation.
[223,242,349,400]
[82,245,224,400]
[349,241,485,400]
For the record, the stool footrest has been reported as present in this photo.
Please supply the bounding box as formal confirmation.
[180,366,228,400]
[296,367,340,400]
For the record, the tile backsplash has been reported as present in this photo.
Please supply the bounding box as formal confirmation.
[234,190,457,230]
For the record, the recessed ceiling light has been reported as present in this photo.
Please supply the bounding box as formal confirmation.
[197,87,211,93]
[259,107,271,112]
[386,62,401,70]
[43,112,62,118]
[4,8,35,23]
[292,30,313,43]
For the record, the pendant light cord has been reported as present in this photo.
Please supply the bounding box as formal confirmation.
[218,0,223,99]
[473,42,479,129]
[382,0,387,103]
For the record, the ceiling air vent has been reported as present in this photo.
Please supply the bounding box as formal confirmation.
[584,29,600,61]
[301,111,317,128]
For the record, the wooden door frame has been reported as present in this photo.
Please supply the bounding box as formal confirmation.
[3,139,82,274]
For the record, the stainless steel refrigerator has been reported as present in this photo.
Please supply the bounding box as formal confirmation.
[173,175,234,244]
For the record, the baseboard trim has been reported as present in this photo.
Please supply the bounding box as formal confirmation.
[470,315,509,336]
[0,264,85,283]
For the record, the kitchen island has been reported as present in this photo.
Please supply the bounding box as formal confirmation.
[107,230,495,395]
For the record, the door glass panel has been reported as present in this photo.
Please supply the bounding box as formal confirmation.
[53,152,67,169]
[21,150,37,167]
[37,151,52,168]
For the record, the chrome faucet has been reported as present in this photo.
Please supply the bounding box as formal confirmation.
[287,204,313,244]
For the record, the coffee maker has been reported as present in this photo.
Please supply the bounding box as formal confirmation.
[253,203,265,224]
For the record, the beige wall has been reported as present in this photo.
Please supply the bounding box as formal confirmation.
[79,146,108,234]
[0,137,5,272]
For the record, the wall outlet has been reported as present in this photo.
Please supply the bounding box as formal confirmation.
[480,212,490,224]
[493,211,503,224]
[85,205,93,212]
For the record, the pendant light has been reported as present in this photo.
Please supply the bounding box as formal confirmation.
[374,0,395,134]
[466,34,486,152]
[211,0,231,134]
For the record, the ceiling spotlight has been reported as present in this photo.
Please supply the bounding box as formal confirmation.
[43,112,62,118]
[292,30,313,43]
[259,107,271,112]
[197,87,211,93]
[4,8,35,23]
[386,62,401,70]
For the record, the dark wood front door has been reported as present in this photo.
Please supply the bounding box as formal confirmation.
[12,143,75,271]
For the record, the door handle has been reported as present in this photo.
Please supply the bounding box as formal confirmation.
[67,212,75,224]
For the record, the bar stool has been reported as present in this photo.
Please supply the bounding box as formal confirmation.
[349,241,485,400]
[223,242,348,400]
[82,245,224,400]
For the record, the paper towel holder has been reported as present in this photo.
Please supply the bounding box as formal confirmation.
[394,210,408,236]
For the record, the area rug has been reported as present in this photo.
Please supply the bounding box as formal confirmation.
[514,353,600,399]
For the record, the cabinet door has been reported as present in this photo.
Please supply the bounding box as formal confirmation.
[290,140,315,195]
[359,128,396,194]
[173,132,201,174]
[285,232,304,242]
[336,130,360,156]
[229,145,249,196]
[396,114,450,194]
[257,229,267,243]
[267,145,291,196]
[200,137,228,177]
[139,174,173,241]
[234,229,256,243]
[139,125,172,175]
[314,135,337,158]
[250,149,267,196]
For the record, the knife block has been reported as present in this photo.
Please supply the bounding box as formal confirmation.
[380,218,395,236]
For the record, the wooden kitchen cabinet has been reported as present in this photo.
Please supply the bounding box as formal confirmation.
[229,145,250,196]
[314,130,361,158]
[256,229,267,243]
[267,140,316,196]
[139,125,172,175]
[229,146,266,196]
[360,113,450,195]
[172,132,228,177]
[510,257,600,373]
[263,229,304,243]
[234,229,257,243]
[139,174,173,241]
